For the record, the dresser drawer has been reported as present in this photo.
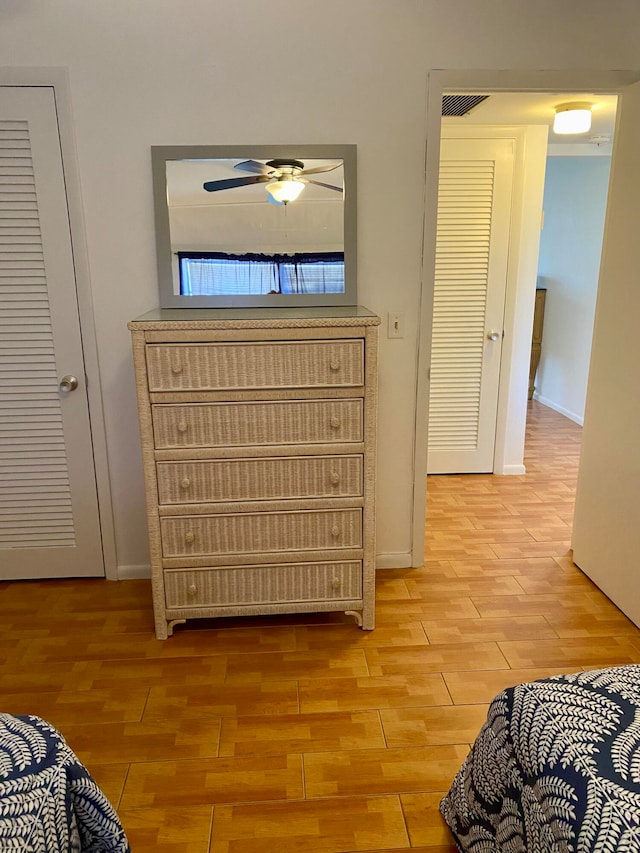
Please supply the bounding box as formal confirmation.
[152,399,364,449]
[164,561,363,608]
[160,508,362,558]
[145,340,364,391]
[157,455,363,505]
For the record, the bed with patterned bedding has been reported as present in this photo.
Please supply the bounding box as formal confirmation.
[0,713,130,852]
[440,665,640,852]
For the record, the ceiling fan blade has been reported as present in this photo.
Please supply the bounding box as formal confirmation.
[300,162,342,176]
[234,159,273,175]
[307,179,343,192]
[203,175,269,192]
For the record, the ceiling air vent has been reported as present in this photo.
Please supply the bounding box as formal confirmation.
[442,94,489,117]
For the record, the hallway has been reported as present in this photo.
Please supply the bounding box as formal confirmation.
[425,400,580,566]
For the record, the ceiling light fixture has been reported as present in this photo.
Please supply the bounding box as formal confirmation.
[553,102,592,135]
[264,175,305,205]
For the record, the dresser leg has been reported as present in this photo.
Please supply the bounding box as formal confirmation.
[345,609,363,626]
[167,619,186,637]
[346,609,374,630]
[154,624,168,640]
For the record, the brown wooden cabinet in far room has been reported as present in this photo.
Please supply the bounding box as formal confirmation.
[129,308,380,639]
[528,287,546,400]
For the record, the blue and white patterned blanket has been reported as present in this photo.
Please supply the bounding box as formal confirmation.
[0,713,130,852]
[440,665,640,852]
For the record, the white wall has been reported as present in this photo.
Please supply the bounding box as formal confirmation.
[536,156,611,424]
[1,1,639,572]
[170,202,343,253]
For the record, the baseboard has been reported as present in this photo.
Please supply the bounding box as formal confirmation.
[499,463,527,475]
[117,564,151,580]
[375,552,413,570]
[533,394,584,426]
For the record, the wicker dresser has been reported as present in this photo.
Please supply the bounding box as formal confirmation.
[128,307,380,639]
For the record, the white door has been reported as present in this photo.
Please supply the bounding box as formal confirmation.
[572,79,640,626]
[0,86,104,579]
[427,137,514,474]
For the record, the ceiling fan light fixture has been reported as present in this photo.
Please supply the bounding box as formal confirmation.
[553,102,592,135]
[265,177,305,204]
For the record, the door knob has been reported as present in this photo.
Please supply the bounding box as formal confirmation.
[59,375,78,392]
[487,331,501,342]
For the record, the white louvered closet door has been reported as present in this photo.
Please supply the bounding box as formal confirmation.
[427,137,514,474]
[0,86,103,579]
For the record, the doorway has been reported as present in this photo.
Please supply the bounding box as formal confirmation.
[429,92,617,475]
[412,69,640,566]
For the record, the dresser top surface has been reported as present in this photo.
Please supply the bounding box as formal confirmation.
[129,306,380,331]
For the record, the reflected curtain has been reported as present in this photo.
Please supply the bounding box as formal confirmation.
[180,256,278,296]
[178,252,344,296]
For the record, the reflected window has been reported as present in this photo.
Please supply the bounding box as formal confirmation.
[179,252,344,296]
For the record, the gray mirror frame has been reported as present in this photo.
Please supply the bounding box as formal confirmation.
[151,144,357,309]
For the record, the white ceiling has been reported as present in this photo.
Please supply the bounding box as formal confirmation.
[443,92,619,154]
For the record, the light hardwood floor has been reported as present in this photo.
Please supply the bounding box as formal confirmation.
[3,401,640,852]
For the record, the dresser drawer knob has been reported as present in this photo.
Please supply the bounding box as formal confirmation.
[177,421,189,433]
[330,472,340,485]
[184,530,195,544]
[329,360,341,372]
[330,525,341,538]
[187,584,198,597]
[171,363,183,375]
[329,416,341,430]
[180,477,191,490]
[331,578,341,590]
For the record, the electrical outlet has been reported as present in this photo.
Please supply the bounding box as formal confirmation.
[388,312,405,339]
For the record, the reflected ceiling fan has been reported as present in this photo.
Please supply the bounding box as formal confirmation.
[203,159,343,205]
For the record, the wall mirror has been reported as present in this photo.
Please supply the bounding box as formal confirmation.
[151,144,357,308]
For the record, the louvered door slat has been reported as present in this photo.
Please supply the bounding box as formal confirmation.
[428,161,493,456]
[427,139,514,474]
[0,114,75,550]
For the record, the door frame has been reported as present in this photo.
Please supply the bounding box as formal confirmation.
[0,66,117,580]
[412,69,640,568]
